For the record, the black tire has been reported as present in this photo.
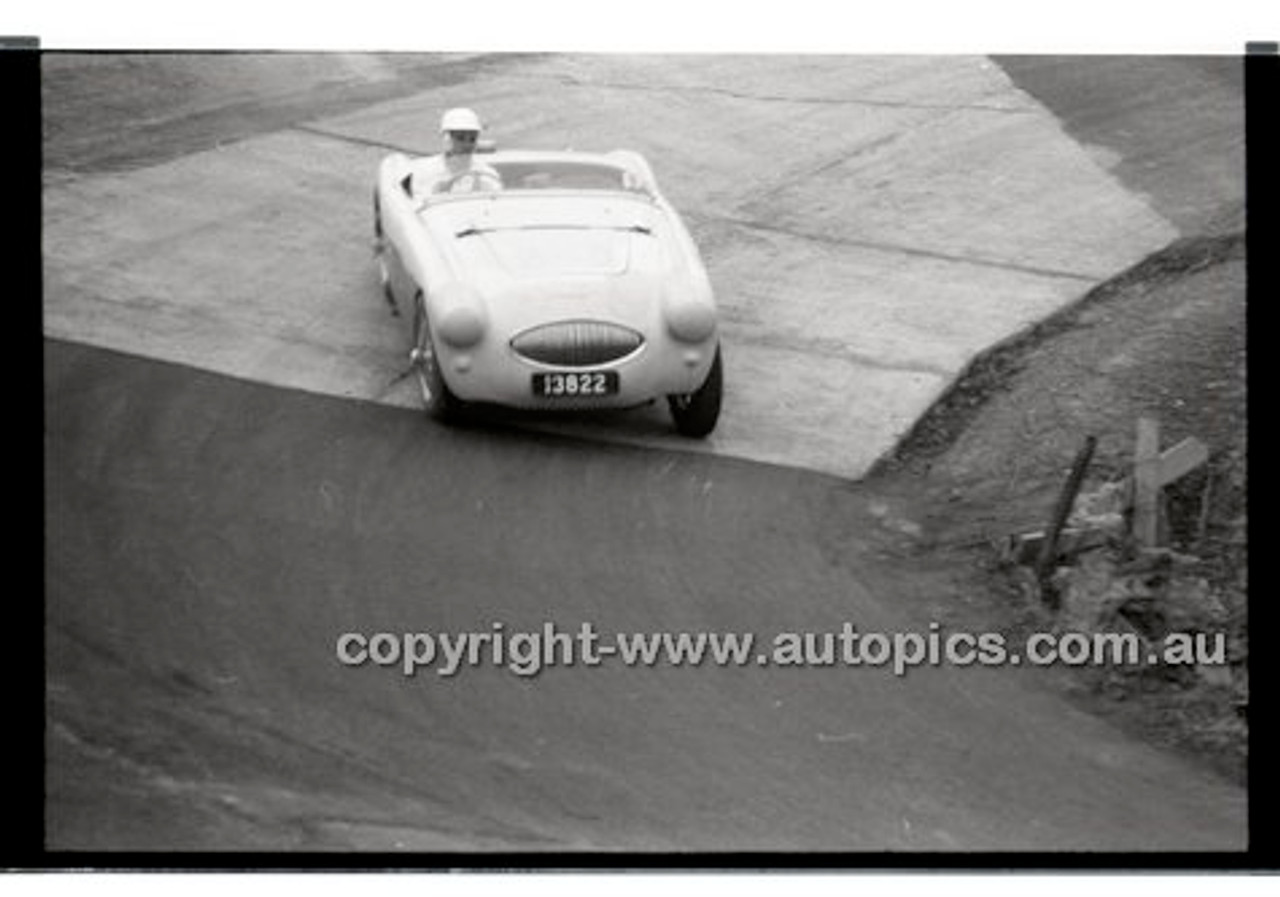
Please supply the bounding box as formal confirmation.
[413,295,464,423]
[668,345,723,438]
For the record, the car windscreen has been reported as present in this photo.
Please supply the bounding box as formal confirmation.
[489,160,646,194]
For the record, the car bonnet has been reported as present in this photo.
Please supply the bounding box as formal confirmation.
[424,194,669,281]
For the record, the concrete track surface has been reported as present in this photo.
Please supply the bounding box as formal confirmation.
[44,54,1246,852]
[44,54,1182,479]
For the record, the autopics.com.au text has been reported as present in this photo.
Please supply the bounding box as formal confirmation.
[334,621,1227,679]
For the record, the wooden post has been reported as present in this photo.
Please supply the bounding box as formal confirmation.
[1133,417,1161,547]
[1036,435,1097,600]
[1131,418,1209,549]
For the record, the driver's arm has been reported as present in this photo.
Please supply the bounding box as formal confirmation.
[437,164,503,194]
[405,156,446,199]
[474,164,503,192]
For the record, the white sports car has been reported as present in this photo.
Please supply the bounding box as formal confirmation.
[372,146,723,437]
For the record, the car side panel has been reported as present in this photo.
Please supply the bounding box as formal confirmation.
[378,154,457,301]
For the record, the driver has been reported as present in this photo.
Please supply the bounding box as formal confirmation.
[411,107,502,195]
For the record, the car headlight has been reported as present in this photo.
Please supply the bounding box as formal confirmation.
[663,291,717,343]
[438,305,486,348]
[434,282,487,348]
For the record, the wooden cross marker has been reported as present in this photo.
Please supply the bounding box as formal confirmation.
[1132,417,1209,547]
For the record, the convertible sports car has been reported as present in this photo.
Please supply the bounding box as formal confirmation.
[372,145,722,437]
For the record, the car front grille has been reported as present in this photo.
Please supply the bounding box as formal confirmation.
[510,321,644,367]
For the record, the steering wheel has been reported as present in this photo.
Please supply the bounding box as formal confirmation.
[437,167,503,194]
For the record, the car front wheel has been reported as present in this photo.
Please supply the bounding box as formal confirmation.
[373,192,398,314]
[412,294,464,423]
[668,345,722,438]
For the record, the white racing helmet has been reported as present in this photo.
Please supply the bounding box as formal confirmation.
[440,107,482,134]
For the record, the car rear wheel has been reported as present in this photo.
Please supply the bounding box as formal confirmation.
[413,294,464,423]
[668,345,722,438]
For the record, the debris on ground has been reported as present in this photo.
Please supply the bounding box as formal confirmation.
[876,232,1246,784]
[998,478,1129,567]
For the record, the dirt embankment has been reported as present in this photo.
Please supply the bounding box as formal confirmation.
[868,230,1247,785]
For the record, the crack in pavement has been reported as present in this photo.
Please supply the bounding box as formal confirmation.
[724,328,954,378]
[748,131,913,209]
[695,213,1105,284]
[290,123,428,156]
[523,72,1037,115]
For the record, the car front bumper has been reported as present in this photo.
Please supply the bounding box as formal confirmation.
[436,336,717,410]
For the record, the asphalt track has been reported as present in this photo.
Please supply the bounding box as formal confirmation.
[45,340,1246,851]
[44,55,1246,852]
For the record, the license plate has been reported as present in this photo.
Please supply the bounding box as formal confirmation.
[532,371,619,398]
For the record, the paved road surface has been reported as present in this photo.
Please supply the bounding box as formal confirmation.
[46,341,1245,850]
